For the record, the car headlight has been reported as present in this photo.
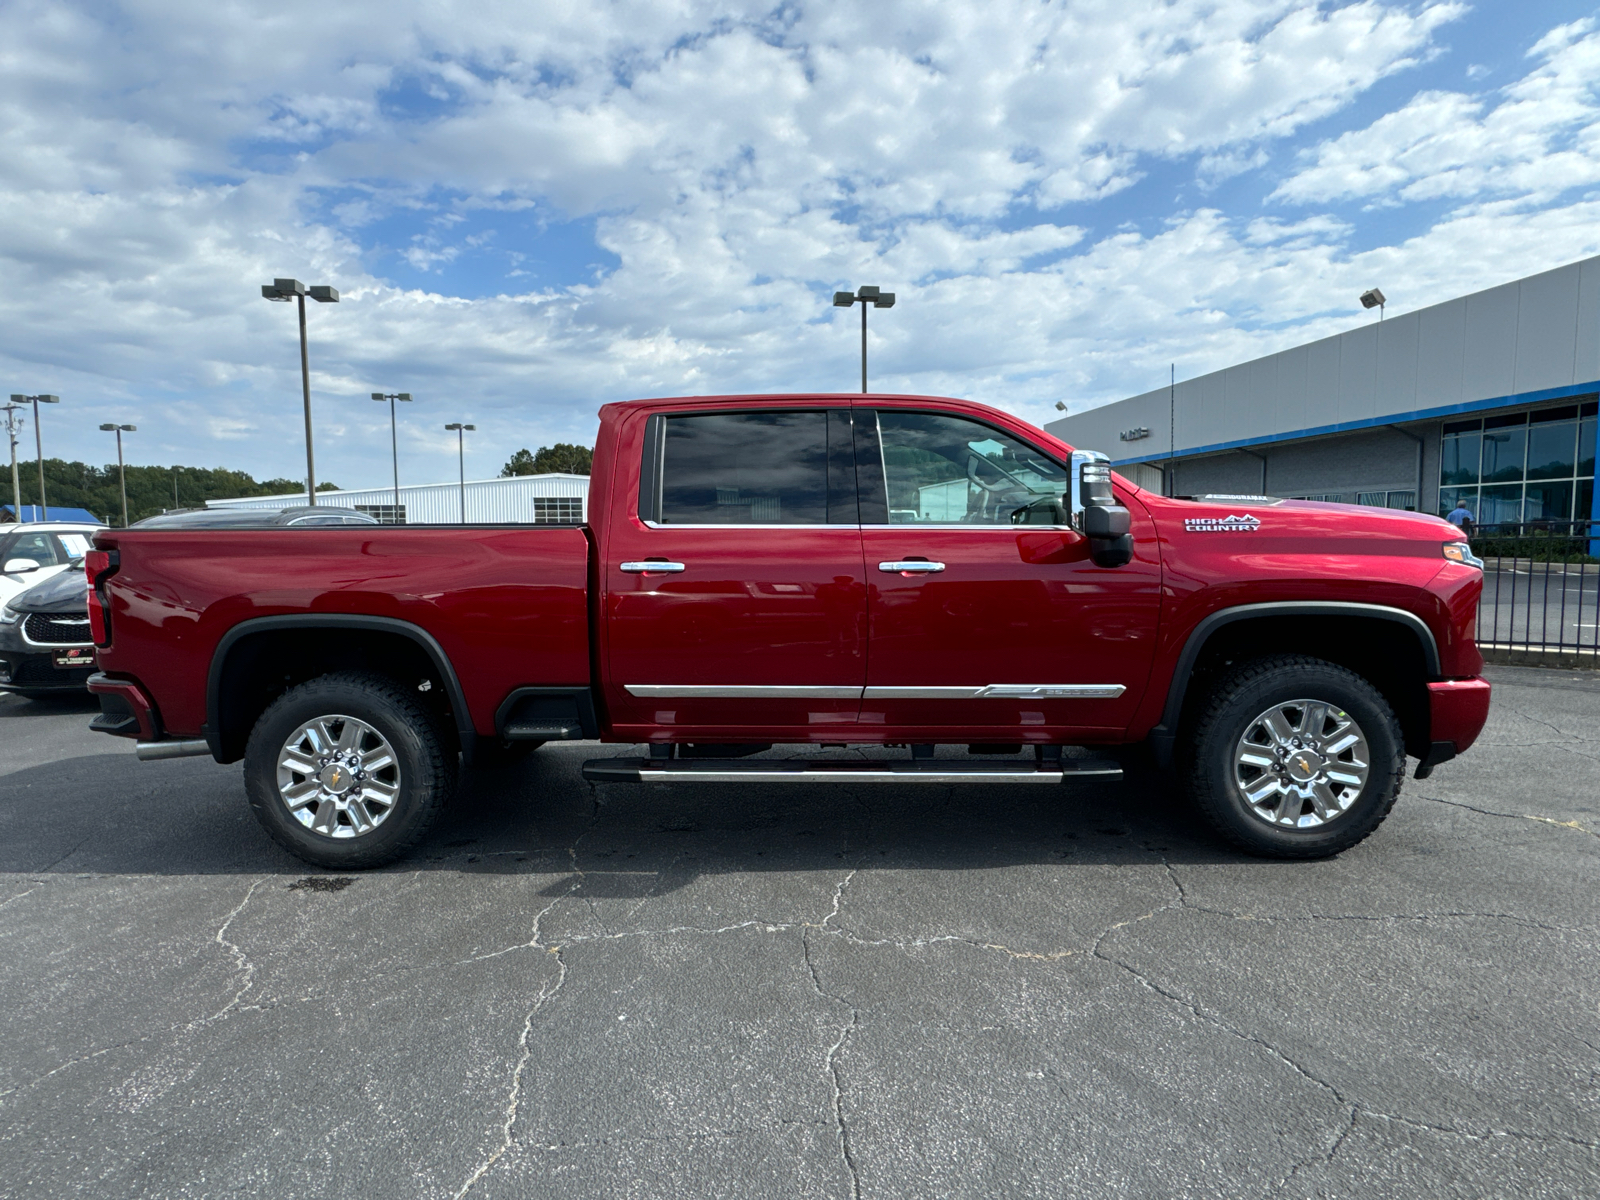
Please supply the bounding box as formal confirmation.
[1442,541,1483,569]
[0,604,19,624]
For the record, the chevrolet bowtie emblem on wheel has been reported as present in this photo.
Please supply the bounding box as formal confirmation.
[1184,514,1261,533]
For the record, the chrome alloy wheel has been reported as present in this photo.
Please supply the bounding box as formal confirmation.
[1233,699,1370,829]
[275,715,401,839]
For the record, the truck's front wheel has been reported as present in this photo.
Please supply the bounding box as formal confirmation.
[1183,655,1405,859]
[243,671,456,869]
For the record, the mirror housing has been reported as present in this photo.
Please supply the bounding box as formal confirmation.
[3,557,42,574]
[1069,451,1133,568]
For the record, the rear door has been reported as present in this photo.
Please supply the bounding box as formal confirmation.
[856,406,1161,741]
[603,406,868,736]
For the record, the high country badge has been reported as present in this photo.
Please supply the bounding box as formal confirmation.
[1184,514,1261,533]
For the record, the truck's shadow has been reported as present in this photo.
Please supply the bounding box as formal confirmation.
[0,743,1248,880]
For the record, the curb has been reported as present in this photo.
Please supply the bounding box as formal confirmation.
[1481,645,1600,670]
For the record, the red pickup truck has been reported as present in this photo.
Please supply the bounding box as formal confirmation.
[83,393,1490,868]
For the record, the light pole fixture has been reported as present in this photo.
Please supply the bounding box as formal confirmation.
[173,465,181,511]
[1360,288,1386,321]
[444,423,475,523]
[1,402,21,521]
[371,392,413,515]
[98,423,137,527]
[10,394,59,521]
[832,286,896,393]
[262,278,339,504]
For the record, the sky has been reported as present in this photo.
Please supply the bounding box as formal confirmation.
[2,0,1599,491]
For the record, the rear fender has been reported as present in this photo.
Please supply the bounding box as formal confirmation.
[206,615,476,764]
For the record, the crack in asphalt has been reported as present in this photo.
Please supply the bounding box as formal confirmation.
[802,872,864,1200]
[201,879,265,1023]
[1115,860,1600,1191]
[529,1118,831,1153]
[1418,793,1600,839]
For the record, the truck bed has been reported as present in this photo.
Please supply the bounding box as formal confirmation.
[93,525,591,740]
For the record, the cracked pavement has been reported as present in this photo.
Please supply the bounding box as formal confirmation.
[1,663,1597,1198]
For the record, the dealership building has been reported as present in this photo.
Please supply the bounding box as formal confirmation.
[206,472,589,524]
[1046,256,1600,530]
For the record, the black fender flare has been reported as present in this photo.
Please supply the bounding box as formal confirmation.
[1147,601,1440,766]
[205,614,477,762]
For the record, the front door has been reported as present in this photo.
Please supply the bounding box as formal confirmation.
[856,406,1161,743]
[604,406,868,738]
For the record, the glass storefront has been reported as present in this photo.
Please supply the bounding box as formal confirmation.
[1439,398,1597,524]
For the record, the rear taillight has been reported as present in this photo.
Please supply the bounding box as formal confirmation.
[85,549,117,646]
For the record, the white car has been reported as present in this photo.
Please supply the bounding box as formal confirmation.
[0,522,106,608]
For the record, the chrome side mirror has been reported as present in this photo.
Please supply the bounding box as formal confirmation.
[1069,451,1133,568]
[3,557,42,574]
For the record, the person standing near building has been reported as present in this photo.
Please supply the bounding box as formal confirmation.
[1446,500,1476,540]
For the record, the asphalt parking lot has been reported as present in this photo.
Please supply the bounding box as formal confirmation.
[1,666,1597,1199]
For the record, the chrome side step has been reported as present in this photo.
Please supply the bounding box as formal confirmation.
[582,757,1122,784]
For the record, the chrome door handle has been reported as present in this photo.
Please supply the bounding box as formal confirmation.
[879,561,945,574]
[620,561,686,574]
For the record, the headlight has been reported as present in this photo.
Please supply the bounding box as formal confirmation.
[0,604,19,624]
[1442,541,1483,569]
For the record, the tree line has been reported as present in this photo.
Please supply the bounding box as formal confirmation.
[500,444,592,476]
[2,459,336,527]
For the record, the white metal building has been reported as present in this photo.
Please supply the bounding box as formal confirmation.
[1046,255,1600,528]
[207,473,590,525]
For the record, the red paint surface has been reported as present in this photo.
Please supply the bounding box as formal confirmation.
[1427,678,1493,752]
[94,527,589,737]
[94,392,1490,755]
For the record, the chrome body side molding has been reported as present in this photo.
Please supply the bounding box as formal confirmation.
[624,684,862,699]
[627,684,1127,700]
[862,684,1127,700]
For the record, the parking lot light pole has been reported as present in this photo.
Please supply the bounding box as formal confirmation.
[1,403,21,520]
[261,279,339,504]
[11,394,59,521]
[98,424,137,526]
[371,393,413,513]
[99,423,137,526]
[831,286,896,393]
[444,423,475,523]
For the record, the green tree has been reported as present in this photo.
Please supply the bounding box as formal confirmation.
[501,443,592,477]
[2,459,339,527]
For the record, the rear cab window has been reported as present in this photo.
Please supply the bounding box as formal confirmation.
[639,408,860,525]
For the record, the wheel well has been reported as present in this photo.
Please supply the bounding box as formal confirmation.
[211,626,461,763]
[1178,616,1433,759]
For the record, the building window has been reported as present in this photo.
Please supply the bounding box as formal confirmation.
[354,505,406,524]
[532,496,584,523]
[1292,493,1345,503]
[1439,398,1597,526]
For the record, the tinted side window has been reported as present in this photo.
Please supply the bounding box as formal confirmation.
[5,532,60,566]
[659,411,830,525]
[872,411,1068,525]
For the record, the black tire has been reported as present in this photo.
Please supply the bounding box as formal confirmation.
[1182,655,1405,859]
[243,671,457,869]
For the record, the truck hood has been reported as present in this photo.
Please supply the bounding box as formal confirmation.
[1151,493,1459,542]
[9,562,90,614]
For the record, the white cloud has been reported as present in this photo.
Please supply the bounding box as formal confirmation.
[1272,18,1600,206]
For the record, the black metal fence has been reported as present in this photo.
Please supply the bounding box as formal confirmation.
[1471,520,1600,659]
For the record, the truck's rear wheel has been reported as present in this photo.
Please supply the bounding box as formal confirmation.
[244,671,456,869]
[1182,655,1404,859]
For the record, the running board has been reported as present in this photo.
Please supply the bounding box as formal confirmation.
[582,757,1122,784]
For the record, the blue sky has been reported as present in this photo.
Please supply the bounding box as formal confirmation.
[3,1,1599,492]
